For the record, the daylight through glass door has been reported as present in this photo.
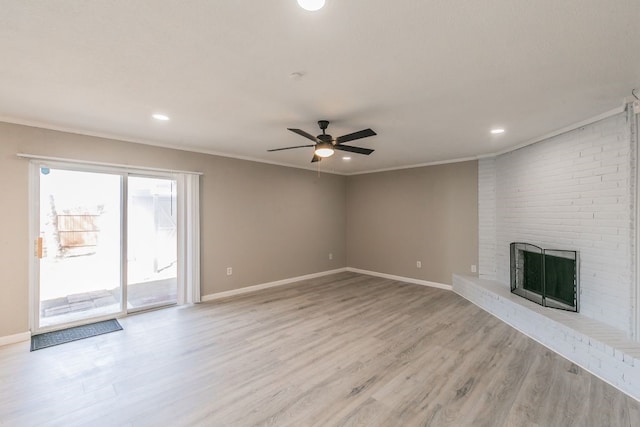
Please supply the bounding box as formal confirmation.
[38,168,123,328]
[36,167,179,332]
[127,176,178,310]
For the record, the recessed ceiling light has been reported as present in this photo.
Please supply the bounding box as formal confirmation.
[342,156,352,160]
[297,0,325,11]
[491,128,505,134]
[152,113,170,121]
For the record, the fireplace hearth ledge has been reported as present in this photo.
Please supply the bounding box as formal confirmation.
[453,274,640,401]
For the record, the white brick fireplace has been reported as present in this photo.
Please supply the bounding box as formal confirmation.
[455,105,640,399]
[481,109,636,334]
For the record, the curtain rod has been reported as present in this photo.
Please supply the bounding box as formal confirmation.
[16,153,204,176]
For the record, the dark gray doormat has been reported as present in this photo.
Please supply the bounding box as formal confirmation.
[31,319,123,351]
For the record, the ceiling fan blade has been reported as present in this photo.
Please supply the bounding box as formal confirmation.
[311,154,321,163]
[288,128,319,142]
[336,128,376,144]
[267,144,315,152]
[334,145,374,155]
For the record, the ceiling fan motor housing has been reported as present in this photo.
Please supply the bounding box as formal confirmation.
[317,134,333,143]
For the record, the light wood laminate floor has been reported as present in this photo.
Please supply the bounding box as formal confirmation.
[1,272,639,426]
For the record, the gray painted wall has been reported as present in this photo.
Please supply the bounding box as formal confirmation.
[0,122,479,338]
[0,122,346,337]
[346,161,479,285]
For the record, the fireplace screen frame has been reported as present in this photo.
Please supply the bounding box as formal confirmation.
[510,242,580,312]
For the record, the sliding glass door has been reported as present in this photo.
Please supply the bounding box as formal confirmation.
[127,176,178,310]
[33,164,179,332]
[37,167,123,329]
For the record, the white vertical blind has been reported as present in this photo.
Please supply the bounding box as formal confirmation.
[177,173,201,304]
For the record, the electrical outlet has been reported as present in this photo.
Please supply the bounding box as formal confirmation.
[416,261,422,268]
[329,253,333,260]
[471,264,477,273]
[226,267,232,276]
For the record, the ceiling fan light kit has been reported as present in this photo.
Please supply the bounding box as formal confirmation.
[268,120,376,163]
[314,142,334,158]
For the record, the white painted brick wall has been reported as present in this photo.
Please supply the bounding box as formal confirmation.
[478,112,635,334]
[478,158,497,280]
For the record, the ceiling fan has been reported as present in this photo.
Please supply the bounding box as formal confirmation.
[268,120,376,163]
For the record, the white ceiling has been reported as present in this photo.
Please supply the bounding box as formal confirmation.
[1,0,639,174]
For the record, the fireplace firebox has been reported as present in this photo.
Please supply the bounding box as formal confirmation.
[510,242,579,312]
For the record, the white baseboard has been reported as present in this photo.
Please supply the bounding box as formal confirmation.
[201,268,348,302]
[345,267,452,291]
[0,331,31,347]
[201,267,452,303]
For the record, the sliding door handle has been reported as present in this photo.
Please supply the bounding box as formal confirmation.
[36,237,43,259]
